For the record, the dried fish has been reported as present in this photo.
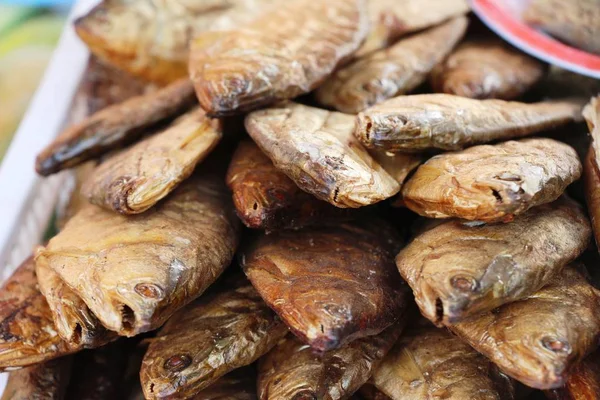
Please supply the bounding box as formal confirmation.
[369,151,422,187]
[545,349,600,400]
[36,79,196,176]
[448,265,600,390]
[370,323,518,399]
[355,94,582,152]
[189,0,369,116]
[55,162,97,231]
[66,342,128,400]
[246,102,399,208]
[430,39,545,100]
[35,175,241,336]
[81,108,222,214]
[524,0,600,55]
[0,257,79,369]
[241,219,409,351]
[226,140,350,230]
[258,324,404,400]
[584,97,600,249]
[75,0,282,83]
[0,358,72,400]
[140,276,287,399]
[317,17,468,113]
[36,262,115,347]
[397,198,590,325]
[359,0,469,57]
[401,138,582,222]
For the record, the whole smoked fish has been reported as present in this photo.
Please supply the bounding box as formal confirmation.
[369,323,519,400]
[82,108,222,214]
[35,175,241,337]
[226,140,350,230]
[317,16,468,113]
[140,276,287,399]
[241,219,409,351]
[448,265,600,390]
[401,138,582,222]
[397,198,590,325]
[430,39,545,100]
[245,102,399,208]
[189,0,369,116]
[36,79,196,176]
[355,94,582,152]
[258,324,404,400]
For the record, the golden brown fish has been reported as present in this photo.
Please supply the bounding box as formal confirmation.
[140,276,288,399]
[524,0,600,55]
[65,342,128,400]
[583,97,600,249]
[0,358,72,400]
[35,174,241,337]
[396,198,590,325]
[448,265,600,390]
[317,17,468,113]
[369,150,422,188]
[545,349,600,400]
[370,323,519,399]
[75,0,282,84]
[189,0,369,116]
[359,0,470,57]
[0,257,80,369]
[241,219,409,351]
[35,262,115,348]
[81,108,222,214]
[401,138,582,222]
[245,102,399,208]
[430,39,545,100]
[354,94,582,152]
[258,324,404,400]
[36,79,196,176]
[226,140,351,230]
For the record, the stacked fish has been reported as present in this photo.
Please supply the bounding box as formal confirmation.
[2,0,600,399]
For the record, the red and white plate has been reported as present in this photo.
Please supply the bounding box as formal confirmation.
[471,0,600,79]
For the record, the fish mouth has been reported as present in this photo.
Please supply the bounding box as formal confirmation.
[417,281,474,326]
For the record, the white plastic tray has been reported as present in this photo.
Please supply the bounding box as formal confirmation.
[0,0,99,274]
[0,0,98,392]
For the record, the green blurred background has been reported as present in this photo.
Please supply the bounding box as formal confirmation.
[0,4,66,160]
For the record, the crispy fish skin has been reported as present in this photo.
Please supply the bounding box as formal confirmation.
[448,265,600,390]
[523,0,600,55]
[358,0,469,57]
[583,97,600,249]
[355,94,582,152]
[189,0,369,117]
[258,324,404,400]
[75,0,281,84]
[317,17,468,113]
[396,198,591,325]
[241,220,409,351]
[81,108,222,214]
[245,102,399,208]
[35,175,241,337]
[430,39,545,100]
[0,257,79,369]
[36,262,115,348]
[140,277,288,400]
[35,79,196,176]
[0,358,72,400]
[226,140,351,230]
[401,138,582,222]
[370,324,518,400]
[546,349,600,400]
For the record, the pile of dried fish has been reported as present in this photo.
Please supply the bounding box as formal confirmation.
[3,0,600,399]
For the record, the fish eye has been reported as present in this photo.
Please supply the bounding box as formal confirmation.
[163,354,192,372]
[134,283,164,300]
[541,336,571,353]
[450,276,478,292]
